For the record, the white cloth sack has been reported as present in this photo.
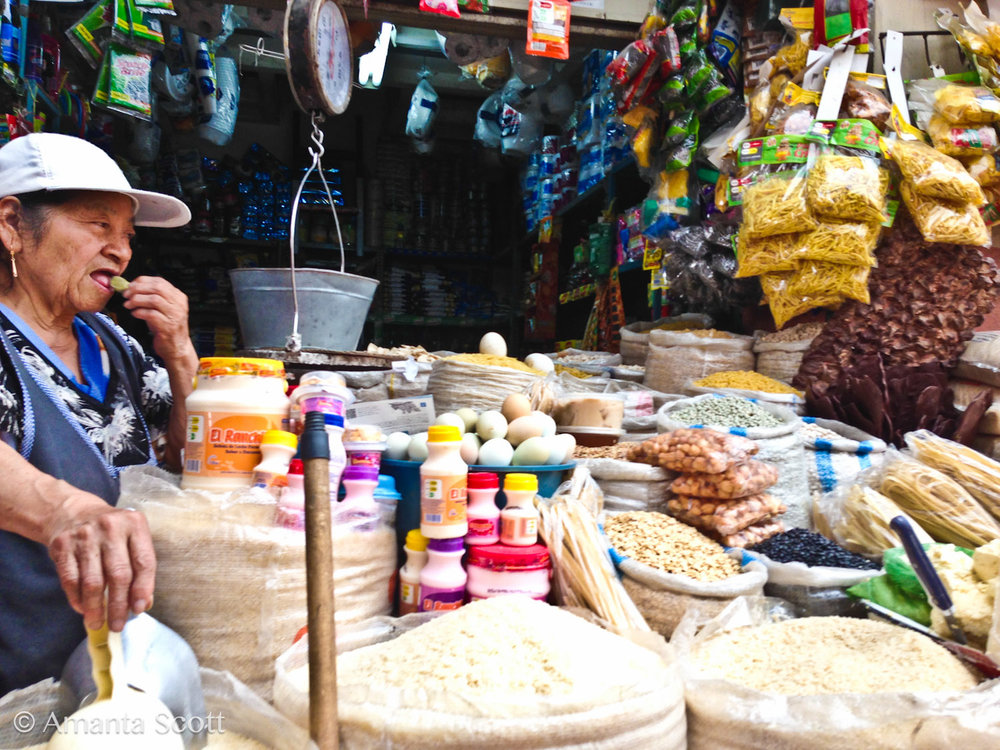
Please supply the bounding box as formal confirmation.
[620,314,713,366]
[801,416,887,497]
[644,329,754,395]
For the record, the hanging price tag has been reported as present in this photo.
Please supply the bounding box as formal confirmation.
[526,0,571,60]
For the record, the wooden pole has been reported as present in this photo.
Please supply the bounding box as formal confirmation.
[300,411,338,749]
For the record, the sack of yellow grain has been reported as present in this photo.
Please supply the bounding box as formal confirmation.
[684,370,805,414]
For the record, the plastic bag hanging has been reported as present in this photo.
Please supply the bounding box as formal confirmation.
[474,91,503,148]
[405,69,439,142]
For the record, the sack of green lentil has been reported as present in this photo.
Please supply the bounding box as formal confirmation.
[274,598,687,749]
[673,596,1000,750]
[684,373,806,415]
[752,323,824,385]
[657,395,812,530]
[620,313,714,365]
[118,465,397,701]
[800,416,887,497]
[644,329,754,396]
[603,510,768,638]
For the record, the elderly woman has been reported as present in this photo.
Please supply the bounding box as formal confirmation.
[0,133,198,694]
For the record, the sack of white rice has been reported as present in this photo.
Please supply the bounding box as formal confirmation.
[118,466,396,701]
[674,596,1000,750]
[427,354,544,414]
[274,598,686,749]
[620,313,714,366]
[0,668,313,750]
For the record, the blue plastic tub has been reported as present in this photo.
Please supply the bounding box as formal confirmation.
[381,458,576,562]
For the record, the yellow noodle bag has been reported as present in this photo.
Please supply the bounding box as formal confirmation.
[887,138,986,205]
[795,220,880,266]
[967,154,1000,187]
[934,84,1000,124]
[900,180,991,246]
[760,272,843,329]
[788,260,871,304]
[734,231,801,277]
[807,153,888,223]
[928,114,999,157]
[742,170,817,238]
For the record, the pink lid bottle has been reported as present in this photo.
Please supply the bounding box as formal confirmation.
[465,472,500,546]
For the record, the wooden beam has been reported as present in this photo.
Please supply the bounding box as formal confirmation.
[220,0,636,48]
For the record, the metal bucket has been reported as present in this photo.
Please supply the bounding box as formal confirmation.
[229,267,379,352]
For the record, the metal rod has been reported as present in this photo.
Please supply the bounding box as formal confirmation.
[300,411,338,749]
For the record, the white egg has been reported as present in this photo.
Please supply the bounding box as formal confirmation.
[506,415,546,447]
[512,436,551,466]
[476,410,508,441]
[385,432,412,460]
[530,410,558,437]
[455,407,479,432]
[407,432,430,461]
[479,331,508,357]
[477,438,514,467]
[434,412,466,433]
[460,432,481,464]
[549,433,577,464]
[525,352,555,373]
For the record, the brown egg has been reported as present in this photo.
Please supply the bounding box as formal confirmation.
[501,393,533,423]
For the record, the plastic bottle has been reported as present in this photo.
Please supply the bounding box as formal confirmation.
[466,543,551,601]
[181,357,290,491]
[336,465,379,524]
[419,537,467,611]
[275,458,305,529]
[373,474,401,525]
[466,472,500,546]
[419,425,468,539]
[500,473,540,546]
[398,529,428,616]
[251,430,298,495]
[324,413,348,501]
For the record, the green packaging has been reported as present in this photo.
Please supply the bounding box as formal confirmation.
[66,0,112,68]
[107,42,153,120]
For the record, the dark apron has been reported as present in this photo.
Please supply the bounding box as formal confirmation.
[0,313,153,694]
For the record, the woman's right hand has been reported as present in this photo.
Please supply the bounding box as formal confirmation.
[45,493,156,632]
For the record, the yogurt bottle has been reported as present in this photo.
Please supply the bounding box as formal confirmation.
[419,537,467,612]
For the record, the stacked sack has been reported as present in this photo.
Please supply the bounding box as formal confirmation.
[629,428,786,547]
[953,331,1000,458]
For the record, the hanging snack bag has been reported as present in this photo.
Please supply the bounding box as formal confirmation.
[967,154,1000,187]
[788,260,871,305]
[734,231,801,277]
[806,119,889,224]
[642,169,692,241]
[526,0,570,60]
[127,0,165,50]
[886,137,986,205]
[839,77,891,132]
[66,0,112,68]
[794,220,880,266]
[760,272,844,329]
[927,114,1000,158]
[111,0,131,41]
[419,0,460,19]
[900,181,991,246]
[736,135,817,238]
[133,0,174,13]
[622,105,658,170]
[107,42,153,120]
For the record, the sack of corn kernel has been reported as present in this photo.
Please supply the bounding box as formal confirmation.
[657,395,812,529]
[674,596,1000,750]
[644,329,754,395]
[603,511,767,638]
[753,323,824,385]
[274,600,687,749]
[0,668,313,749]
[427,354,545,414]
[620,313,714,366]
[684,370,805,414]
[800,416,888,497]
[118,466,397,701]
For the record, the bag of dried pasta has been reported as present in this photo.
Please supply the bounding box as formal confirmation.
[900,181,991,246]
[742,171,816,238]
[806,119,889,224]
[734,231,801,277]
[788,260,872,305]
[887,137,987,205]
[934,83,1000,124]
[928,115,1000,157]
[794,220,880,266]
[967,154,1000,187]
[760,272,844,329]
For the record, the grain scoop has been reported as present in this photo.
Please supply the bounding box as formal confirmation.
[57,614,206,748]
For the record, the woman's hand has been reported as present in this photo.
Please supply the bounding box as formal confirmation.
[120,276,196,366]
[46,493,156,632]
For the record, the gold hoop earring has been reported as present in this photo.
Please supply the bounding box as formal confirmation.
[8,250,15,278]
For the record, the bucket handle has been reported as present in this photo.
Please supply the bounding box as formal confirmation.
[286,112,346,351]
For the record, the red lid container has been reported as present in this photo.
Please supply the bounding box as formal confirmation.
[468,472,500,490]
[466,543,550,571]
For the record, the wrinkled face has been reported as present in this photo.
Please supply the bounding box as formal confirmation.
[17,191,135,315]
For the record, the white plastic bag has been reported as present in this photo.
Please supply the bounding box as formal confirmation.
[405,77,438,140]
[474,90,503,147]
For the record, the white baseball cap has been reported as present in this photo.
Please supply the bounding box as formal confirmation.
[0,133,190,228]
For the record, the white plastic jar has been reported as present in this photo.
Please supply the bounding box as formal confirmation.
[181,357,290,492]
[465,543,551,602]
